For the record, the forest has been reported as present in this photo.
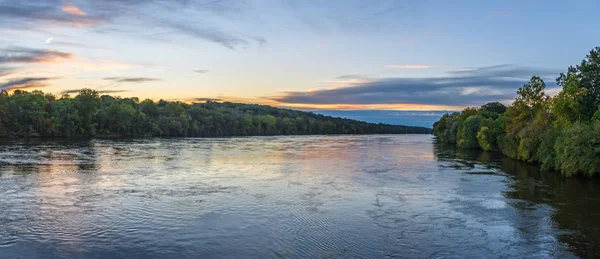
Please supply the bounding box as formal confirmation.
[433,47,600,177]
[0,90,431,138]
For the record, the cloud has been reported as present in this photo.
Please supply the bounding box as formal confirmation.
[103,77,162,83]
[283,0,421,33]
[0,0,264,49]
[336,74,369,80]
[61,3,87,16]
[0,47,73,64]
[386,65,473,69]
[160,20,250,50]
[195,69,210,73]
[0,1,103,27]
[271,65,561,107]
[44,37,54,44]
[61,88,127,95]
[447,64,558,78]
[0,67,15,78]
[191,97,222,102]
[47,40,99,49]
[0,77,57,91]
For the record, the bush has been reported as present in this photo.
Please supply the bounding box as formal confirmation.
[554,121,600,177]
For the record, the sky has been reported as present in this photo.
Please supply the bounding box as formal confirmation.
[1,0,599,126]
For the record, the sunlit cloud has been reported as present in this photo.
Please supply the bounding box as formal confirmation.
[0,77,58,91]
[61,3,88,16]
[44,37,54,44]
[0,47,74,64]
[0,0,263,49]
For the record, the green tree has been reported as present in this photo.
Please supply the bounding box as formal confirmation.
[75,89,101,135]
[476,118,502,151]
[458,115,483,149]
[554,121,600,177]
[556,46,600,120]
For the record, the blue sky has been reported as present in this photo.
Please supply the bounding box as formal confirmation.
[0,0,599,126]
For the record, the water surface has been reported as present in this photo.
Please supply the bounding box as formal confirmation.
[0,135,598,258]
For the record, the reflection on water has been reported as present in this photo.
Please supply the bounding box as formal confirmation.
[0,135,597,258]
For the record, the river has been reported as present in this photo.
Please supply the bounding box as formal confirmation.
[0,135,598,258]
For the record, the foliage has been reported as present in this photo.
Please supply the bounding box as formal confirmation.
[554,121,600,177]
[433,46,600,177]
[476,118,502,151]
[458,115,483,149]
[0,90,431,138]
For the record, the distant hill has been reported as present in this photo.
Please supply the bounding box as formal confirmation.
[314,110,451,128]
[0,89,431,138]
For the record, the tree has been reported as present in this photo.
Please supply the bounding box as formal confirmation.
[476,118,502,151]
[481,102,507,114]
[75,89,101,135]
[556,46,600,120]
[552,75,586,128]
[514,76,548,112]
[51,98,80,137]
[554,121,600,177]
[458,115,483,149]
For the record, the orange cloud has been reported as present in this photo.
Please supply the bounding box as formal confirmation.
[0,48,74,64]
[62,3,88,16]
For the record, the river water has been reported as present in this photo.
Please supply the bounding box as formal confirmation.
[0,135,598,258]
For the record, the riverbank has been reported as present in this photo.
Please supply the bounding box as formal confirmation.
[433,47,600,178]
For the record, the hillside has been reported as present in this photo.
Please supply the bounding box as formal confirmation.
[0,89,431,138]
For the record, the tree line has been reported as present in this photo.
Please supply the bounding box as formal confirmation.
[433,47,600,177]
[0,90,431,138]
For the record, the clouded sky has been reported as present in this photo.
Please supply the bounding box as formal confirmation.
[1,0,599,112]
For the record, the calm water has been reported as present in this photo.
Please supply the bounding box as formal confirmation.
[0,135,599,258]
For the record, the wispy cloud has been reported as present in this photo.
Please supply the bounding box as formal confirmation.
[0,47,74,64]
[0,0,264,50]
[61,3,87,16]
[47,40,99,49]
[0,67,15,78]
[195,69,210,73]
[104,77,162,83]
[160,20,251,50]
[44,37,54,44]
[61,88,127,95]
[447,64,558,78]
[0,77,57,91]
[0,1,102,28]
[385,65,473,69]
[190,97,222,102]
